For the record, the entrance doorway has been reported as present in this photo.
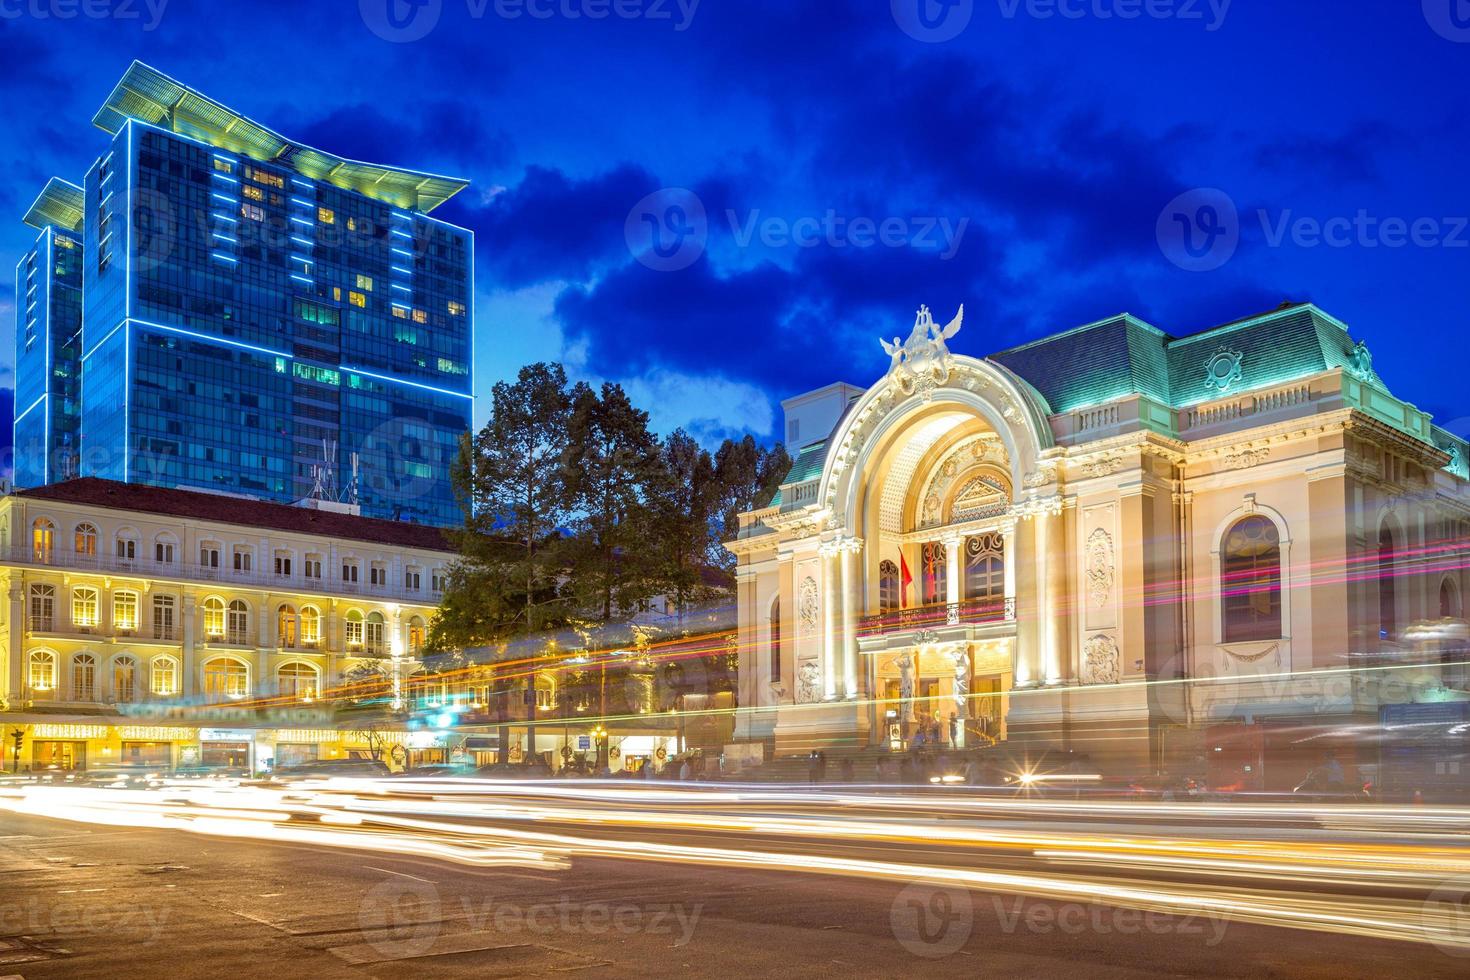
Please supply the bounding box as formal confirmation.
[33,741,85,771]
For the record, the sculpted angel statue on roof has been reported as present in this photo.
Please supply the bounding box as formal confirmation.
[880,304,964,400]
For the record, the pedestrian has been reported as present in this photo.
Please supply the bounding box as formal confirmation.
[679,758,691,781]
[807,749,820,785]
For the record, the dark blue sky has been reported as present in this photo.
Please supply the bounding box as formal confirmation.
[2,1,1467,445]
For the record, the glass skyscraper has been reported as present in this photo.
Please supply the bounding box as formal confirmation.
[12,178,86,488]
[14,62,473,527]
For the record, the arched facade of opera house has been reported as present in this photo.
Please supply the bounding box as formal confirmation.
[726,303,1470,771]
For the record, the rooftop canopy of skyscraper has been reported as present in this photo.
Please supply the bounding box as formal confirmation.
[22,177,85,232]
[91,60,469,213]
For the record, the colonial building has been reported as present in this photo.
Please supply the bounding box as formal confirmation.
[727,302,1470,774]
[0,478,455,772]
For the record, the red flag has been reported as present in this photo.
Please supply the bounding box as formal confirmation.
[899,553,913,609]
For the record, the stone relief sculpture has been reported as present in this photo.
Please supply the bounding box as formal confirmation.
[798,576,819,636]
[879,304,964,400]
[796,660,820,703]
[1086,527,1114,607]
[1080,634,1121,685]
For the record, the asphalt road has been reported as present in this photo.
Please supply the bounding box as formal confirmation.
[2,804,1467,979]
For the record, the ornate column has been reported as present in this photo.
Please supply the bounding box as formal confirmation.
[1001,519,1018,620]
[181,594,197,701]
[838,537,863,699]
[7,578,24,708]
[819,540,840,700]
[942,532,963,624]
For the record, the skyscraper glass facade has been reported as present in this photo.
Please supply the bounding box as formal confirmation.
[19,63,473,526]
[12,180,85,488]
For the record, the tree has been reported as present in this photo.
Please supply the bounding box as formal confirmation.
[563,381,662,622]
[709,435,792,569]
[433,362,573,651]
[644,429,718,621]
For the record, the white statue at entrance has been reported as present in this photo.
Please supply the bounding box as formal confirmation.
[895,650,916,723]
[880,304,964,399]
[949,647,970,749]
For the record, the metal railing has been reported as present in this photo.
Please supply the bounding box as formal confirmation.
[4,546,443,604]
[857,596,1013,638]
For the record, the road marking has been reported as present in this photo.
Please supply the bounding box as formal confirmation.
[363,865,435,884]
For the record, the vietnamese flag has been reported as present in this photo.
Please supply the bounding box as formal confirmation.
[899,553,913,608]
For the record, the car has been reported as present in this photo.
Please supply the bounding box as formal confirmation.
[473,761,555,779]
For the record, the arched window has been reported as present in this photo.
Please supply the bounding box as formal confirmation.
[407,616,426,656]
[28,650,56,692]
[1378,523,1396,640]
[300,606,321,645]
[203,657,249,702]
[277,605,298,648]
[71,653,97,701]
[74,522,98,558]
[154,532,178,565]
[277,662,319,701]
[227,600,250,645]
[1440,578,1461,619]
[879,560,900,612]
[202,597,226,638]
[113,590,139,632]
[366,611,386,653]
[921,542,947,605]
[964,532,1005,602]
[768,597,782,683]
[344,609,364,648]
[71,586,100,628]
[151,656,179,696]
[1221,515,1282,643]
[113,655,138,702]
[32,518,55,563]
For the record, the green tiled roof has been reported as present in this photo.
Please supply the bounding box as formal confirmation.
[770,439,828,506]
[992,303,1362,412]
[991,315,1170,412]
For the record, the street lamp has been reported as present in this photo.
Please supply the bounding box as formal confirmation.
[593,724,608,772]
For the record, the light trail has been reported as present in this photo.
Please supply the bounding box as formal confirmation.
[4,780,1469,953]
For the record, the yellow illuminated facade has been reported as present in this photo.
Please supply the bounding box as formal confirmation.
[0,480,453,772]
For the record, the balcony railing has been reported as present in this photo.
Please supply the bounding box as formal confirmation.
[4,547,442,604]
[857,596,1013,639]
